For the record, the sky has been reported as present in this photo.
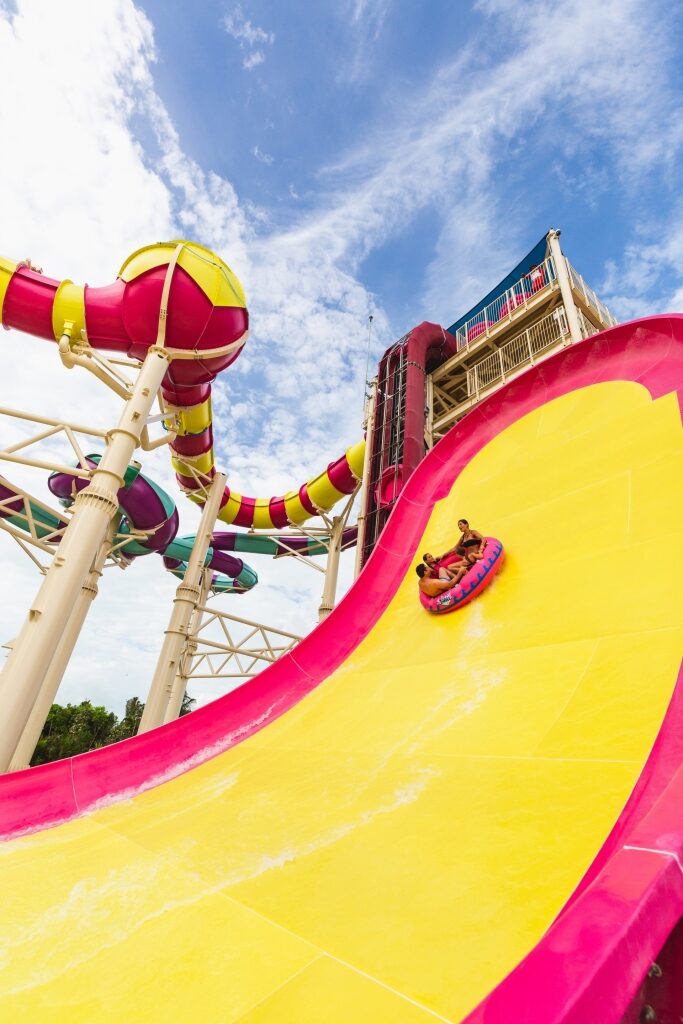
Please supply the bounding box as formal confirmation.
[0,0,682,717]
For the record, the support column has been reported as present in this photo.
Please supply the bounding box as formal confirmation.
[138,472,227,734]
[354,380,377,579]
[547,229,582,344]
[8,522,116,772]
[0,347,171,772]
[318,515,344,621]
[424,375,434,450]
[163,568,211,725]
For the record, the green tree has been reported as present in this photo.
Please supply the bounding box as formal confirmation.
[108,696,145,742]
[180,692,196,717]
[31,701,117,766]
[30,691,196,766]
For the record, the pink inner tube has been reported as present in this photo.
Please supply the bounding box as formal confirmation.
[419,537,504,613]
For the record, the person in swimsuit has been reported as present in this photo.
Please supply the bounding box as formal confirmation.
[455,519,485,564]
[416,562,467,598]
[422,552,468,581]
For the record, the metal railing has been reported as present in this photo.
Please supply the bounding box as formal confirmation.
[576,307,601,340]
[455,256,557,350]
[186,607,302,681]
[467,307,569,397]
[565,260,617,328]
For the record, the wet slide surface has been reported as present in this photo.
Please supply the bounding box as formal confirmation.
[1,317,682,1022]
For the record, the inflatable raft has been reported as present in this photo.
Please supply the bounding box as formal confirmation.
[420,537,504,614]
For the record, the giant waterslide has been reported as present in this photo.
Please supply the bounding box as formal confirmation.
[0,265,682,1019]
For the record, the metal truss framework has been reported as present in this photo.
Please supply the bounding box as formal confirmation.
[183,604,303,681]
[0,340,182,770]
[0,400,172,574]
[168,483,360,696]
[0,335,362,760]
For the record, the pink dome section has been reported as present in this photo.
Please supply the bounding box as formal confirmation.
[85,264,248,391]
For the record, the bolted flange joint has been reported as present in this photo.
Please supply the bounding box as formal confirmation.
[73,486,120,518]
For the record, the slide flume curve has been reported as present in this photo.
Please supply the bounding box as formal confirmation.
[0,316,682,1023]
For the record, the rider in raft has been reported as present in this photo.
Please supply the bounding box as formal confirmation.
[416,562,468,598]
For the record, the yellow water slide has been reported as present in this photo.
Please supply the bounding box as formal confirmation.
[1,317,682,1022]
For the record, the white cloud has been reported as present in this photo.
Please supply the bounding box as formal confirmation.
[223,6,274,47]
[600,206,683,319]
[0,0,375,722]
[243,49,265,70]
[287,0,683,325]
[0,0,171,278]
[251,145,273,165]
[222,5,274,69]
[339,0,392,84]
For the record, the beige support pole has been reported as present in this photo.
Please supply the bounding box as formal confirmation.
[0,347,171,772]
[547,229,582,344]
[8,522,116,772]
[138,472,227,734]
[163,568,211,725]
[354,380,377,579]
[318,515,344,621]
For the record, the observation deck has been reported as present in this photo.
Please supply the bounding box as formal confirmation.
[428,236,617,442]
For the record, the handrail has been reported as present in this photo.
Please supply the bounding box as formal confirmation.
[454,256,557,349]
[565,259,618,328]
[466,307,569,398]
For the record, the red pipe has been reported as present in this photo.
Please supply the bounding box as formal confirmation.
[360,321,456,566]
[402,321,457,479]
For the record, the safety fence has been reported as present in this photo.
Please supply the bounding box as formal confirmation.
[576,307,601,340]
[454,256,557,349]
[566,260,617,329]
[466,307,569,396]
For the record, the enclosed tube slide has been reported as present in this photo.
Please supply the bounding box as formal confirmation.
[207,525,358,558]
[359,321,457,566]
[1,460,352,596]
[374,321,457,497]
[0,245,365,530]
[171,395,365,528]
[0,459,255,592]
[163,527,357,589]
[47,456,257,593]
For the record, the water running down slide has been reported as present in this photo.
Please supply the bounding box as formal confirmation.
[0,316,682,1022]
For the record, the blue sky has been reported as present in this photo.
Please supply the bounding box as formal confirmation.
[0,0,682,715]
[139,0,683,336]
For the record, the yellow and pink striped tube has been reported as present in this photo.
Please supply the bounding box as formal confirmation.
[0,247,365,529]
[169,394,365,528]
